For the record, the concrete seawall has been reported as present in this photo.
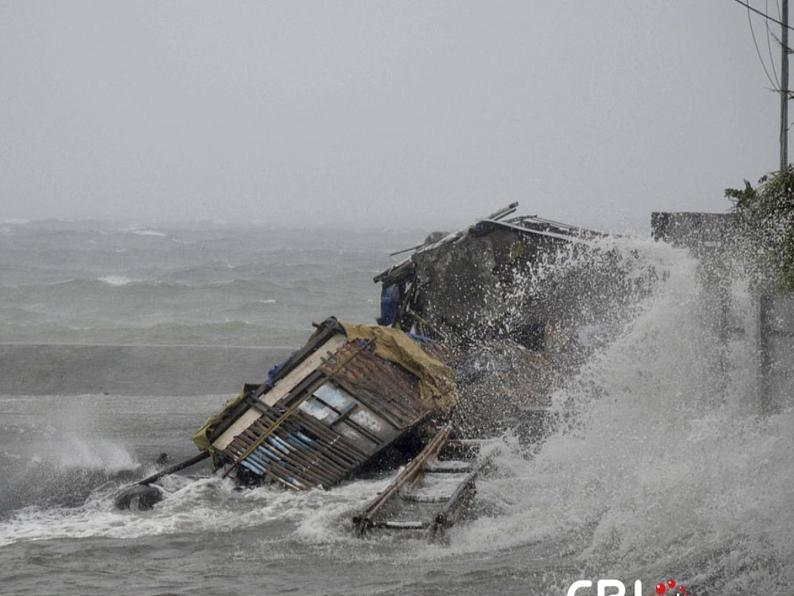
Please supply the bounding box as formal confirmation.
[0,344,292,396]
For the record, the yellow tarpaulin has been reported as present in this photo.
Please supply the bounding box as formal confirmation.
[191,320,459,453]
[192,389,245,453]
[339,321,458,412]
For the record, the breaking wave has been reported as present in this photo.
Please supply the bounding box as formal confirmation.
[445,237,794,594]
[0,436,140,515]
[98,275,137,286]
[1,232,791,595]
[0,474,385,548]
[123,228,168,238]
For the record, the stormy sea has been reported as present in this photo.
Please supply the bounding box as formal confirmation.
[1,219,792,595]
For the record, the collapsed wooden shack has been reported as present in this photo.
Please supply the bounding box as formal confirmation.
[191,318,458,490]
[374,204,606,439]
[118,203,616,536]
[374,203,602,349]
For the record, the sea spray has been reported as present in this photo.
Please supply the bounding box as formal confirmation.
[1,231,792,596]
[450,237,793,594]
[0,398,141,513]
[451,233,667,442]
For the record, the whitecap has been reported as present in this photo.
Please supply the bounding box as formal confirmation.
[131,229,167,237]
[98,275,136,286]
[119,227,167,237]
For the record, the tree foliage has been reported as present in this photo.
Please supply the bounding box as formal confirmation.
[726,166,794,290]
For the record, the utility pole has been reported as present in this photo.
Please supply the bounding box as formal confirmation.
[781,0,789,170]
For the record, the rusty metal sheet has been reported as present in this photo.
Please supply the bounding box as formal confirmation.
[215,338,434,491]
[319,342,425,430]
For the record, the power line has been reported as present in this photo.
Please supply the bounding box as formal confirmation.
[735,0,791,167]
[748,2,782,88]
[765,27,792,57]
[766,0,781,87]
[732,0,794,31]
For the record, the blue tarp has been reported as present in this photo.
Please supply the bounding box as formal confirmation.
[265,360,288,388]
[376,284,401,326]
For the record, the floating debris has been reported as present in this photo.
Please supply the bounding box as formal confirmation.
[116,203,601,536]
[353,427,493,541]
[374,203,602,346]
[192,317,457,490]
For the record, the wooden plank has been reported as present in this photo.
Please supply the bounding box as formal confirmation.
[222,341,374,480]
[401,494,449,503]
[427,454,494,540]
[425,460,472,473]
[212,334,346,451]
[252,439,335,487]
[213,409,262,451]
[263,334,346,406]
[353,426,450,536]
[264,432,346,485]
[381,521,428,530]
[257,413,362,470]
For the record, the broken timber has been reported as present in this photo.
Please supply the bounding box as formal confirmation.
[373,202,605,346]
[353,427,490,540]
[190,317,457,490]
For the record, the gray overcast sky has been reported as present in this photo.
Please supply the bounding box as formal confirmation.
[0,1,784,231]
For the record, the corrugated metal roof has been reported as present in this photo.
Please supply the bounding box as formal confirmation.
[319,342,426,430]
[373,207,603,285]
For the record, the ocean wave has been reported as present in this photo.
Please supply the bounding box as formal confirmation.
[32,276,287,293]
[121,228,167,238]
[98,275,137,286]
[0,466,404,550]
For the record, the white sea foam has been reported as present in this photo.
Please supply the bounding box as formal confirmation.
[131,229,167,237]
[2,234,790,594]
[0,476,347,547]
[119,228,167,237]
[439,238,794,593]
[98,275,136,286]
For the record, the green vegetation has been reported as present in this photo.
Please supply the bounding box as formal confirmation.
[726,166,794,290]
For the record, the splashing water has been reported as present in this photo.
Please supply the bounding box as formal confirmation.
[446,237,794,594]
[1,235,792,596]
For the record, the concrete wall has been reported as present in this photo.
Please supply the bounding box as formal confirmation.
[0,344,291,396]
[759,294,794,411]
